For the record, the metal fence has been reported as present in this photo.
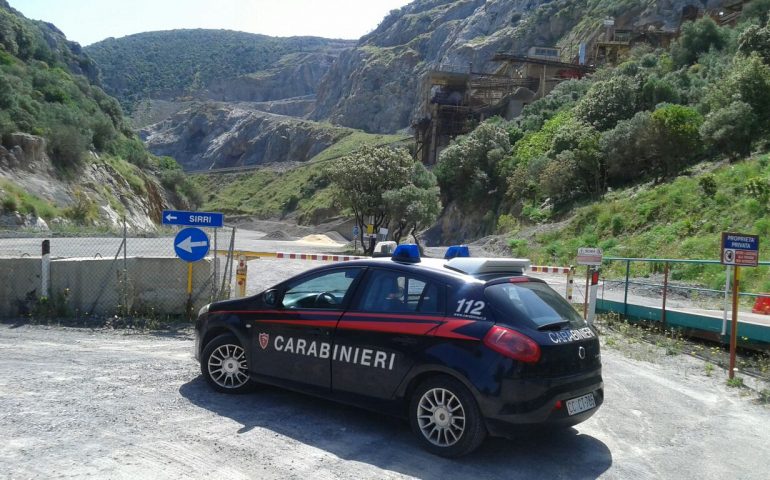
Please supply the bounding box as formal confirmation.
[0,220,236,320]
[595,257,770,344]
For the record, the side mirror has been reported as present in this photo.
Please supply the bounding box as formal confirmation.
[263,289,278,307]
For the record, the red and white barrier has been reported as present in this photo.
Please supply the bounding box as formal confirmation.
[529,265,576,303]
[529,265,573,274]
[275,252,365,262]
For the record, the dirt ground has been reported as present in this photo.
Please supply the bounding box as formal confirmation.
[1,324,769,480]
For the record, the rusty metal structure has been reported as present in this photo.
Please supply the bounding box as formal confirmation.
[415,55,592,165]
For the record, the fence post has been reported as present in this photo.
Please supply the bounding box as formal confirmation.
[662,261,669,329]
[41,239,50,298]
[722,265,731,336]
[566,265,575,304]
[213,228,218,300]
[122,217,128,317]
[623,260,630,316]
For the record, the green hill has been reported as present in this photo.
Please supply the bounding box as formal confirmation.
[0,1,197,224]
[85,30,354,111]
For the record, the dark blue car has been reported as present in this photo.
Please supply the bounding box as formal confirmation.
[195,245,603,457]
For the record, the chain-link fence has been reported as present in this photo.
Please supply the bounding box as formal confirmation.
[0,220,236,320]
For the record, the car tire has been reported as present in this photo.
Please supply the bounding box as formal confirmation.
[201,333,254,394]
[409,375,487,457]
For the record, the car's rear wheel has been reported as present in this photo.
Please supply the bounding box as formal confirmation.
[409,375,487,457]
[201,334,253,393]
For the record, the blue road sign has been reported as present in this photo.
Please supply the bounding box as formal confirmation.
[721,232,759,267]
[174,227,210,262]
[162,210,224,228]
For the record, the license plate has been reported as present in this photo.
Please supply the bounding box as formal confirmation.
[566,393,596,416]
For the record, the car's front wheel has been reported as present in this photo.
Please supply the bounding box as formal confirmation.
[201,333,253,393]
[409,375,487,457]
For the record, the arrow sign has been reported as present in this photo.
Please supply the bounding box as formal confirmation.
[176,236,208,253]
[162,210,224,228]
[174,227,210,262]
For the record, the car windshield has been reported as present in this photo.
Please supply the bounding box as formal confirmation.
[484,282,586,329]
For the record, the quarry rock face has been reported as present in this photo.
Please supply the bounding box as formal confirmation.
[142,103,350,171]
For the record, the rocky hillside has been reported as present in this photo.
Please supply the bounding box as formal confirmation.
[0,1,188,230]
[312,0,734,133]
[85,30,355,112]
[141,103,353,171]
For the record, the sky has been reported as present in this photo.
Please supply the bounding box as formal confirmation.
[11,0,414,46]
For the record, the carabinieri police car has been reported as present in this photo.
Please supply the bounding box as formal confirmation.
[194,245,603,457]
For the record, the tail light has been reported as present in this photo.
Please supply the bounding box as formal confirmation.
[483,325,541,363]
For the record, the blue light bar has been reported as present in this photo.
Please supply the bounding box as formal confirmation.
[445,245,470,259]
[392,244,421,263]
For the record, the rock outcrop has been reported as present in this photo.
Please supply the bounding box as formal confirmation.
[141,103,351,171]
[0,135,171,231]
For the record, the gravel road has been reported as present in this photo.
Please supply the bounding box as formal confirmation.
[1,324,768,479]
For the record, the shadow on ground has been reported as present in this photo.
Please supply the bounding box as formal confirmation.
[180,377,612,479]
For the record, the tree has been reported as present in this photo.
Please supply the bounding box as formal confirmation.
[326,146,413,254]
[742,0,770,25]
[641,76,681,110]
[700,101,757,160]
[671,17,728,66]
[573,76,639,131]
[434,120,510,206]
[383,162,441,245]
[600,111,654,186]
[649,104,703,181]
[739,22,770,64]
[706,54,770,128]
[548,119,604,199]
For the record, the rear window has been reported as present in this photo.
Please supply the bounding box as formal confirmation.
[485,282,586,329]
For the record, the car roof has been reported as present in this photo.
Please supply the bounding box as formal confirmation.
[315,256,531,286]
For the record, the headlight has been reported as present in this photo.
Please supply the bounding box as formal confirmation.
[197,303,210,318]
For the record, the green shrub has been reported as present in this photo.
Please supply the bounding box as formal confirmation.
[508,238,529,257]
[1,195,17,212]
[47,125,88,168]
[699,174,718,197]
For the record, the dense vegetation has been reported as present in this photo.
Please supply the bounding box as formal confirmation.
[0,2,200,222]
[85,30,353,111]
[432,5,770,288]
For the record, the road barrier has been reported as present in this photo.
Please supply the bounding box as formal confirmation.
[529,265,576,303]
[215,250,365,262]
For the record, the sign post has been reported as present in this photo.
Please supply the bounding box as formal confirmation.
[720,232,759,379]
[577,247,603,319]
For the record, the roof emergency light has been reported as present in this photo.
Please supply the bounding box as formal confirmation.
[446,258,531,276]
[392,244,421,263]
[444,245,470,259]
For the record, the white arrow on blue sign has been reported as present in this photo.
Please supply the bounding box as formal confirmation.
[174,227,210,262]
[162,210,224,228]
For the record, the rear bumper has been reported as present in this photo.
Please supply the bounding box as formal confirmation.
[478,369,604,438]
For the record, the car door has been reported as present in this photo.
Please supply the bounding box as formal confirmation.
[332,267,446,399]
[249,266,364,392]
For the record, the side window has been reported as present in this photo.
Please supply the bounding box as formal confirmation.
[359,270,443,314]
[282,268,362,310]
